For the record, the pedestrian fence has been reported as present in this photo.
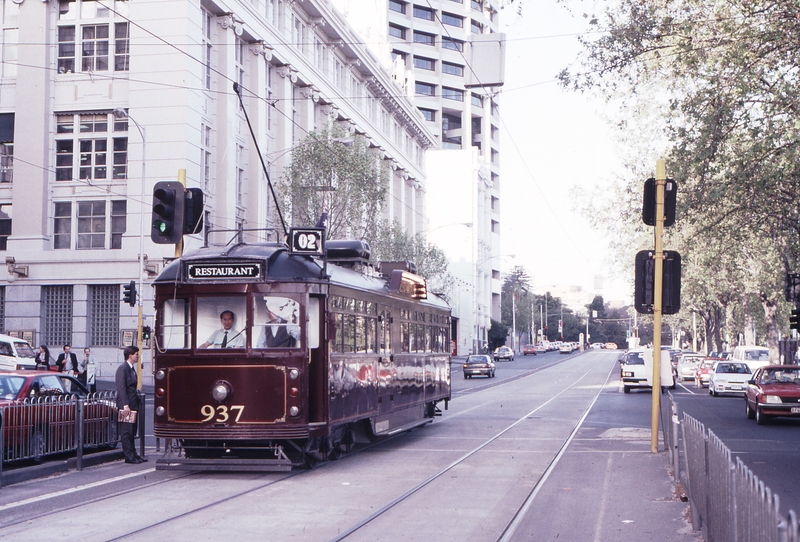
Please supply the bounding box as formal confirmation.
[0,391,119,473]
[660,393,800,542]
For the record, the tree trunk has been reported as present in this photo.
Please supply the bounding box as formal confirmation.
[759,292,780,360]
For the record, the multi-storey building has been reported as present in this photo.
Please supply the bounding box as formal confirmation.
[386,0,504,354]
[0,0,434,382]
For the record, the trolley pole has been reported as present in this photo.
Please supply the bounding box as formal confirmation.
[651,158,667,453]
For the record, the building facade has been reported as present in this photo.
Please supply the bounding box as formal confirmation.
[0,0,435,381]
[386,0,504,354]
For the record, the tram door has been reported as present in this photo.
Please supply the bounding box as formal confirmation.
[307,296,325,423]
[377,308,395,415]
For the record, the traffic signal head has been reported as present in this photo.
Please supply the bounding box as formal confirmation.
[790,309,800,331]
[141,326,152,340]
[122,280,137,307]
[183,187,204,235]
[151,181,185,244]
[642,178,678,227]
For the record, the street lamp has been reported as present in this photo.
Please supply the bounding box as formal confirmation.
[112,107,145,390]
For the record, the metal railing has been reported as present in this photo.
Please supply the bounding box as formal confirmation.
[1,391,119,468]
[662,392,800,541]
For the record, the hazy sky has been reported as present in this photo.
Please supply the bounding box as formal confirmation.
[498,0,631,305]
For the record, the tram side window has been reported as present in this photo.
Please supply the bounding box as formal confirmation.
[401,322,410,353]
[160,298,191,349]
[253,295,301,348]
[379,310,391,354]
[197,296,246,349]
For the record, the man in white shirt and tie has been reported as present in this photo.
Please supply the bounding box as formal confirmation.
[199,310,245,349]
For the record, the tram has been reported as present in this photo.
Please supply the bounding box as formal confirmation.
[152,231,451,470]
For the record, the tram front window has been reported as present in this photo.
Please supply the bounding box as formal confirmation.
[160,298,191,349]
[253,296,300,348]
[197,296,247,349]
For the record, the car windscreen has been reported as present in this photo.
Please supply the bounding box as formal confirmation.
[0,375,26,399]
[626,353,645,365]
[760,369,800,383]
[466,356,490,363]
[14,342,36,359]
[745,350,770,361]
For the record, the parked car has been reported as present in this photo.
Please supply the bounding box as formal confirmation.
[694,359,716,388]
[731,346,771,373]
[463,355,495,379]
[745,365,800,424]
[0,334,38,371]
[559,343,573,354]
[708,361,751,396]
[0,371,118,462]
[620,348,675,393]
[534,344,548,354]
[676,354,704,381]
[605,342,618,350]
[522,344,537,356]
[591,342,605,349]
[494,346,514,361]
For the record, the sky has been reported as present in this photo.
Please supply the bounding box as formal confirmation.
[497,0,632,306]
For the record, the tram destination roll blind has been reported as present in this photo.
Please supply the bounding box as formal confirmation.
[187,263,262,280]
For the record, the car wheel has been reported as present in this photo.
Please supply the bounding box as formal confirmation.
[464,374,468,379]
[756,406,769,425]
[746,399,755,420]
[623,385,630,394]
[29,428,46,463]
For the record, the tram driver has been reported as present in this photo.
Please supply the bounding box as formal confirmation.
[256,298,300,348]
[199,310,245,349]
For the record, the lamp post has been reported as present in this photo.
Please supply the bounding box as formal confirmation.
[113,108,145,390]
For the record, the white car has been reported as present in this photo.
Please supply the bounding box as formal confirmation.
[676,355,704,381]
[730,346,771,373]
[708,361,752,396]
[559,343,573,354]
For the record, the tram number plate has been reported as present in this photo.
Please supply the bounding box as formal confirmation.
[791,407,800,414]
[201,404,245,423]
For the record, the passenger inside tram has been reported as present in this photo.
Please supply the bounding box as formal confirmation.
[255,297,300,348]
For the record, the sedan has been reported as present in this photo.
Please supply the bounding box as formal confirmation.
[745,365,800,425]
[494,346,514,361]
[522,344,537,356]
[534,344,548,354]
[604,342,618,350]
[0,371,118,462]
[677,355,704,381]
[559,343,573,354]
[708,361,751,396]
[463,355,495,378]
[694,359,716,388]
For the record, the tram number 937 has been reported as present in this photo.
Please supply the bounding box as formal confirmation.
[201,404,245,423]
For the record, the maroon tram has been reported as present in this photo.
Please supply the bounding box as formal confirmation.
[152,236,451,470]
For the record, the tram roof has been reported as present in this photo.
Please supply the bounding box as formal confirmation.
[154,242,450,311]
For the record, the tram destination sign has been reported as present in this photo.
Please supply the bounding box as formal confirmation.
[289,227,324,256]
[187,262,262,280]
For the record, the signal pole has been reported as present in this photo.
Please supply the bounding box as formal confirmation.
[651,158,667,453]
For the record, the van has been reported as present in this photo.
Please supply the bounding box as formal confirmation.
[730,346,771,372]
[621,347,675,393]
[0,334,37,371]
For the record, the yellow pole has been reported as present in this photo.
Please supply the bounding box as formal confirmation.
[651,158,666,453]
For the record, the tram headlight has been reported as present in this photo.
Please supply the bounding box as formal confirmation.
[289,406,300,417]
[289,368,300,380]
[156,406,165,416]
[211,380,232,403]
[155,370,166,381]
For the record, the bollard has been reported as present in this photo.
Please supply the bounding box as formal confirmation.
[671,400,680,481]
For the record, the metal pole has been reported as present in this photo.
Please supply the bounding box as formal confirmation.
[651,158,666,453]
[512,290,516,353]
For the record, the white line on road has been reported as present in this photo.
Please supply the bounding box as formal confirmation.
[0,468,156,512]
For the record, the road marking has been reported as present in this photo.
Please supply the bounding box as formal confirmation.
[0,468,156,512]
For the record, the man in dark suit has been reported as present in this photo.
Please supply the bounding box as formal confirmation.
[116,345,147,464]
[55,345,78,374]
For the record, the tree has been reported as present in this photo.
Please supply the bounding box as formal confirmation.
[282,125,389,242]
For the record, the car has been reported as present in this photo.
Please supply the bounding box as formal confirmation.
[694,359,716,388]
[708,361,751,396]
[0,334,38,371]
[463,355,495,378]
[559,343,573,354]
[676,354,704,381]
[731,346,771,373]
[604,342,618,350]
[620,347,675,393]
[522,344,537,356]
[534,344,548,354]
[494,346,514,361]
[591,342,605,349]
[745,365,800,424]
[0,371,118,462]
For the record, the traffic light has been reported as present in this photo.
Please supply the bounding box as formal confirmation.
[642,178,678,227]
[183,187,204,235]
[634,250,681,315]
[141,326,152,340]
[790,309,800,331]
[122,280,137,307]
[151,181,185,244]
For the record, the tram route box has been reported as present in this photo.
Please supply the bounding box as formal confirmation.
[289,227,325,256]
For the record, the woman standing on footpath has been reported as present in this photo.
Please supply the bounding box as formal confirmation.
[83,347,97,393]
[36,345,53,370]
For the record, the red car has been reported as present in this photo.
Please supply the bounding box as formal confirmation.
[745,365,800,425]
[694,359,716,387]
[0,371,118,462]
[522,344,537,356]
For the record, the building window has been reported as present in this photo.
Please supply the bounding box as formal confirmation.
[419,108,436,122]
[54,202,72,249]
[442,61,464,76]
[110,200,126,249]
[2,5,19,79]
[236,144,245,207]
[442,87,464,101]
[389,24,406,39]
[442,37,464,51]
[472,93,483,107]
[77,200,106,249]
[0,144,12,183]
[389,0,406,13]
[415,82,435,96]
[0,204,10,251]
[413,56,435,71]
[57,0,130,74]
[413,6,434,21]
[55,112,128,182]
[234,38,245,88]
[413,31,435,46]
[202,9,212,90]
[201,123,212,191]
[441,12,463,27]
[42,285,74,347]
[89,285,120,346]
[471,0,482,11]
[471,19,483,34]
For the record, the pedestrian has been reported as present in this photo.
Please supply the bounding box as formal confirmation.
[56,344,78,374]
[83,347,97,393]
[115,345,147,464]
[36,345,53,371]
